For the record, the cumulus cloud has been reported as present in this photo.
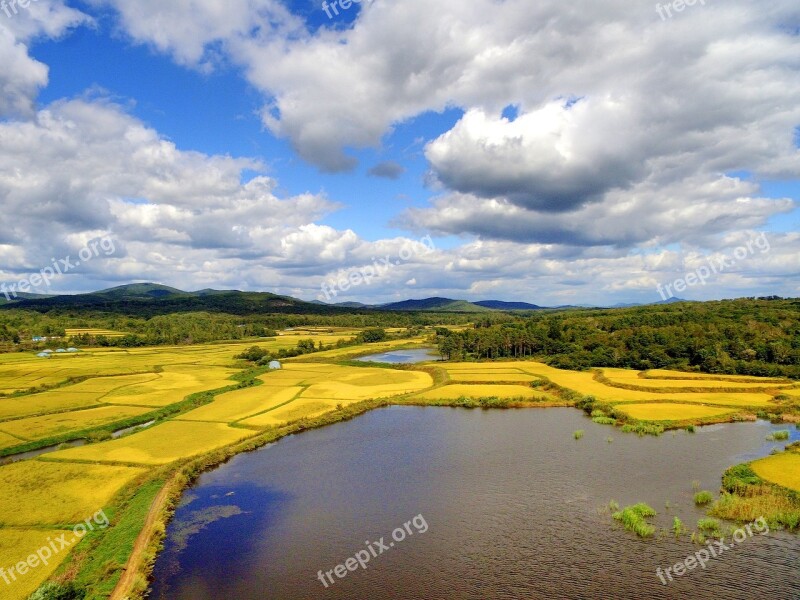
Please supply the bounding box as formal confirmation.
[367,160,405,180]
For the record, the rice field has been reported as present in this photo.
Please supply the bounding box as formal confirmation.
[0,529,68,600]
[601,368,793,390]
[0,461,147,526]
[413,384,544,401]
[0,405,154,441]
[178,385,303,423]
[0,431,25,450]
[46,421,256,465]
[239,399,339,428]
[447,372,540,383]
[751,452,800,492]
[616,403,737,422]
[102,366,237,407]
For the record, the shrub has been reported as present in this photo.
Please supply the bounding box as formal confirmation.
[574,430,585,440]
[29,582,86,600]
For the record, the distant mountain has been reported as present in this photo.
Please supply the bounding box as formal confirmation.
[610,297,691,308]
[474,300,544,311]
[378,298,493,312]
[0,291,54,305]
[96,283,186,299]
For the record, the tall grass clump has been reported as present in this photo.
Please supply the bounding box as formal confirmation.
[612,503,657,538]
[574,430,585,440]
[694,490,714,506]
[767,430,790,441]
[672,516,684,538]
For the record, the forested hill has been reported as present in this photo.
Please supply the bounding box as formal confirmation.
[436,297,800,379]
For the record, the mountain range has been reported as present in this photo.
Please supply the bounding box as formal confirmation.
[0,283,689,314]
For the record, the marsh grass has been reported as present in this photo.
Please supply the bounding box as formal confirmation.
[574,430,585,440]
[767,430,790,441]
[612,503,657,538]
[694,490,714,506]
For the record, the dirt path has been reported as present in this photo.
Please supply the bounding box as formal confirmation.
[110,480,173,600]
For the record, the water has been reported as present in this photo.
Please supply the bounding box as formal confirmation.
[2,439,86,464]
[355,348,439,364]
[150,408,800,599]
[112,420,156,438]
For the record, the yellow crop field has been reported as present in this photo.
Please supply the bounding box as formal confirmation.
[510,362,776,407]
[0,461,146,526]
[0,406,153,441]
[447,372,540,383]
[47,421,254,465]
[178,386,302,423]
[751,453,800,492]
[289,339,428,361]
[0,431,24,450]
[616,403,737,422]
[240,399,338,427]
[103,366,236,407]
[0,392,103,421]
[301,369,432,400]
[601,369,792,390]
[646,369,791,383]
[414,384,542,401]
[0,529,68,600]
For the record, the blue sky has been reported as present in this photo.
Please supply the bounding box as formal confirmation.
[0,0,798,305]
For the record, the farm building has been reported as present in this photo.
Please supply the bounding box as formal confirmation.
[36,352,51,358]
[268,361,282,370]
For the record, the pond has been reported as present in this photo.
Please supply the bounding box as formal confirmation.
[355,348,439,364]
[150,407,800,599]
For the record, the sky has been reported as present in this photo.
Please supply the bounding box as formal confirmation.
[0,0,798,307]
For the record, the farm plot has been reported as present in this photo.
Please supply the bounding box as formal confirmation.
[413,384,545,401]
[616,403,738,422]
[0,374,162,421]
[751,452,800,492]
[47,421,255,465]
[0,461,147,526]
[0,405,154,441]
[102,366,237,407]
[178,385,303,423]
[239,399,338,428]
[0,529,68,600]
[601,369,793,390]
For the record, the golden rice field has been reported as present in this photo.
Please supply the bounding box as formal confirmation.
[0,406,154,441]
[616,403,738,422]
[0,431,24,450]
[447,372,541,383]
[646,369,791,383]
[601,368,793,390]
[751,452,800,492]
[0,461,146,526]
[102,366,237,407]
[178,385,303,423]
[240,399,340,428]
[413,384,545,401]
[47,421,255,466]
[511,363,777,407]
[0,529,67,600]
